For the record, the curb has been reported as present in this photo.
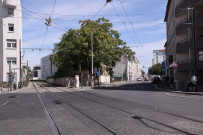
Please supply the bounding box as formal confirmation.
[152,84,203,96]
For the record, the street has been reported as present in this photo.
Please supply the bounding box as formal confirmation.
[0,82,203,135]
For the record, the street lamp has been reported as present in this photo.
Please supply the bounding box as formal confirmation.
[90,22,110,88]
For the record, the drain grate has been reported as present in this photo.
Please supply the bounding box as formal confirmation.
[53,100,62,104]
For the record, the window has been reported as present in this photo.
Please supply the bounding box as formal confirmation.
[7,39,16,48]
[8,8,14,16]
[8,24,14,32]
[7,57,17,65]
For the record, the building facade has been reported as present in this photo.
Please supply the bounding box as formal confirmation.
[152,50,166,65]
[165,0,203,85]
[113,55,142,81]
[41,54,57,80]
[0,0,22,85]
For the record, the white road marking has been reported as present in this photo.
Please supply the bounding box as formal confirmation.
[165,92,203,100]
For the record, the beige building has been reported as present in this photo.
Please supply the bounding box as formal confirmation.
[164,0,203,86]
[113,55,142,81]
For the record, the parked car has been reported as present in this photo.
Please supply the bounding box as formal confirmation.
[136,78,142,81]
[151,75,161,84]
[144,78,149,81]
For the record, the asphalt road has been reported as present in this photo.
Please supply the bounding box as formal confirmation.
[0,81,203,135]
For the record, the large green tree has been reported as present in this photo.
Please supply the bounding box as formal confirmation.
[52,18,135,77]
[148,63,165,75]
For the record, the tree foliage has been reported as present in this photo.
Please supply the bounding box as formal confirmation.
[52,18,135,77]
[148,63,165,75]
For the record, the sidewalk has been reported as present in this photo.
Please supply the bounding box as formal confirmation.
[153,83,203,96]
[0,83,32,94]
[71,81,136,91]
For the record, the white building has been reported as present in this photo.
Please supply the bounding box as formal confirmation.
[0,0,22,85]
[32,65,41,80]
[41,54,57,79]
[152,50,166,65]
[113,55,142,81]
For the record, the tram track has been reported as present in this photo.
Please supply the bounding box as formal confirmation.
[35,81,202,135]
[33,82,120,135]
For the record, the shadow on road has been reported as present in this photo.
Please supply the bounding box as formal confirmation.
[93,82,164,92]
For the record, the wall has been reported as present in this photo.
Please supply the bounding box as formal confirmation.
[46,77,76,87]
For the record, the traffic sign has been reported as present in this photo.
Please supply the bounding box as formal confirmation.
[94,68,97,73]
[170,61,178,68]
[97,72,101,76]
[162,62,166,70]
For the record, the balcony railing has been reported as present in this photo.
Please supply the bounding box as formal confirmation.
[175,0,202,17]
[197,59,203,70]
[176,18,192,35]
[176,38,192,53]
[175,0,187,17]
[196,12,203,26]
[187,0,202,6]
[196,38,203,49]
[3,0,16,7]
[177,59,192,72]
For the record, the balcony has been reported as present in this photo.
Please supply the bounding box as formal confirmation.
[176,38,192,53]
[176,18,192,35]
[197,60,203,69]
[196,13,203,27]
[196,38,203,49]
[175,0,187,17]
[177,59,192,72]
[3,0,16,7]
[175,0,203,17]
[187,0,203,6]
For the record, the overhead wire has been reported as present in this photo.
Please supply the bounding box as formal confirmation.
[111,2,136,46]
[41,0,57,48]
[118,0,164,68]
[91,1,110,20]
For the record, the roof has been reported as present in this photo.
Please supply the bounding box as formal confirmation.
[153,50,165,52]
[164,0,172,22]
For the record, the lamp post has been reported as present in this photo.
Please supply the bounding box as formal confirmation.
[90,22,110,88]
[91,29,94,88]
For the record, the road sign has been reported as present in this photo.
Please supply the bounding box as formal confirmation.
[97,72,101,76]
[170,61,178,68]
[162,62,166,70]
[94,68,97,73]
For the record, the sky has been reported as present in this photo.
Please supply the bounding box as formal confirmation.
[20,0,168,73]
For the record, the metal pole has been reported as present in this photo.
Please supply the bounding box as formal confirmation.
[27,60,28,84]
[9,64,11,92]
[91,29,94,88]
[191,8,197,76]
[20,39,22,88]
[79,53,82,89]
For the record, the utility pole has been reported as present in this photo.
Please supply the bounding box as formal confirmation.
[9,64,12,92]
[191,8,197,77]
[27,60,29,84]
[20,39,22,88]
[91,29,94,88]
